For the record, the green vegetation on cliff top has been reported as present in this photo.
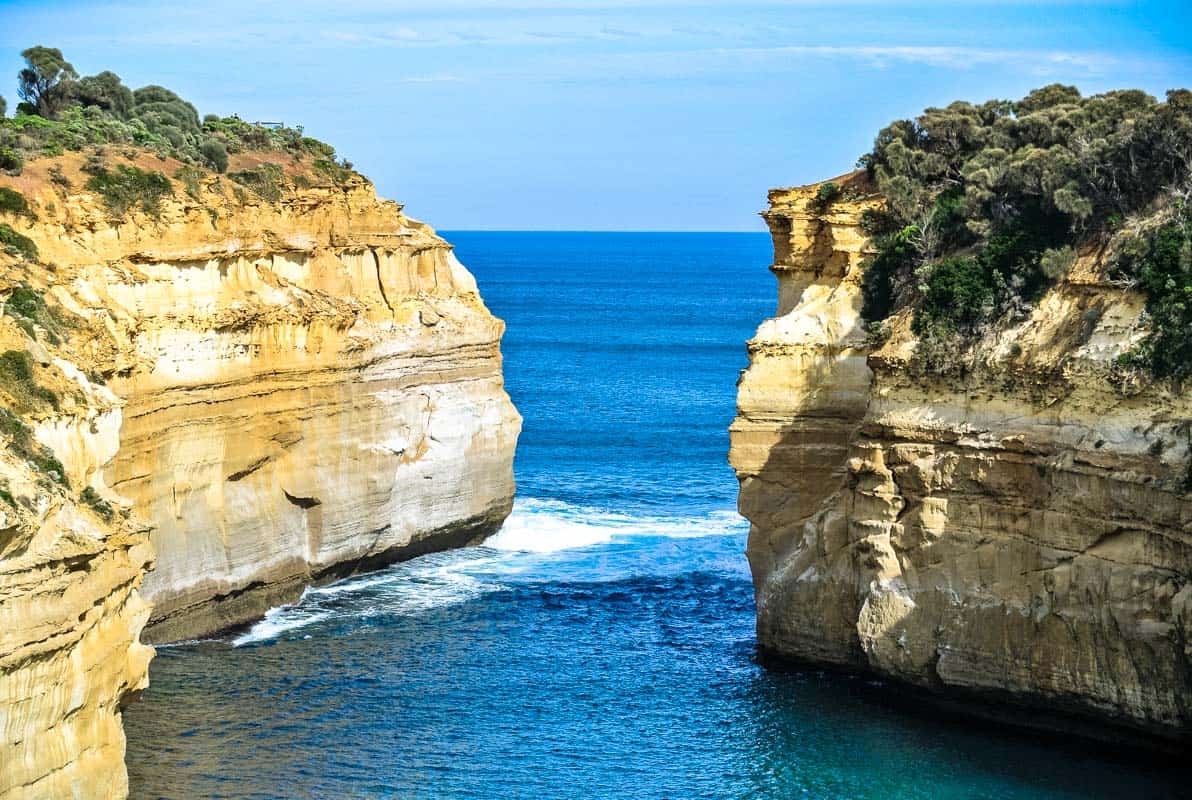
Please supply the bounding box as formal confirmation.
[852,84,1192,383]
[0,46,355,184]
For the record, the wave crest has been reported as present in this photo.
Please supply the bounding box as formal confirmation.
[231,498,744,646]
[486,498,744,553]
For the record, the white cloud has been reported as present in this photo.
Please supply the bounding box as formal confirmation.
[719,44,1122,72]
[401,73,464,83]
[512,42,1136,86]
[326,27,422,45]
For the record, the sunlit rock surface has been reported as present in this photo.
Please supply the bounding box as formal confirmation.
[0,151,519,797]
[730,171,1191,745]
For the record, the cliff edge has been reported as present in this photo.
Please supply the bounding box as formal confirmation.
[731,172,1190,746]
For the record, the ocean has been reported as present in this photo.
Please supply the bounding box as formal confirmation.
[124,232,1185,799]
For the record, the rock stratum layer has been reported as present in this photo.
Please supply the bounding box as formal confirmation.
[0,152,519,797]
[730,172,1191,746]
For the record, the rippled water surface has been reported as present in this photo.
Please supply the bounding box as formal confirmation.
[125,232,1186,799]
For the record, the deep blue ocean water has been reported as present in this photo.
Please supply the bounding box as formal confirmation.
[124,232,1187,799]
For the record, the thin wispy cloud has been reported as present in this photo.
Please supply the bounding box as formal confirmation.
[307,18,1159,81]
[456,42,1140,86]
[312,27,1138,79]
[326,28,423,45]
[599,26,642,39]
[401,73,463,83]
[713,44,1124,73]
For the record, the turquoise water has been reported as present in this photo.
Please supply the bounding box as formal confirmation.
[124,232,1186,799]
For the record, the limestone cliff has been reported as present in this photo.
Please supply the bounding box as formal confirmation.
[730,171,1191,746]
[0,256,153,797]
[0,150,519,796]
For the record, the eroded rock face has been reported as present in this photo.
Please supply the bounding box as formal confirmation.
[42,174,524,643]
[730,172,1192,745]
[0,338,153,800]
[0,153,520,796]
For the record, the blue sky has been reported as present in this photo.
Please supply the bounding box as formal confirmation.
[1,1,1188,230]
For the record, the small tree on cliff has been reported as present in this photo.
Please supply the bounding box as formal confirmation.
[17,46,78,118]
[199,138,229,173]
[68,70,135,118]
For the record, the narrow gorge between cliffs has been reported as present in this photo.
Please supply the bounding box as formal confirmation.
[122,232,1187,799]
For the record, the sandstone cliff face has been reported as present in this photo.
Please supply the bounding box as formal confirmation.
[0,276,153,799]
[34,157,520,643]
[730,172,1191,744]
[0,152,519,795]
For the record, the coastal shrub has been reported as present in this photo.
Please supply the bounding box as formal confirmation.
[1113,216,1192,383]
[0,187,32,218]
[228,162,285,202]
[199,138,228,173]
[17,46,77,119]
[0,406,67,485]
[925,186,974,255]
[3,350,35,385]
[0,223,37,260]
[855,86,1192,378]
[174,165,203,199]
[85,164,172,217]
[5,286,65,344]
[47,163,70,188]
[8,286,43,319]
[131,84,201,158]
[12,317,34,339]
[81,148,106,174]
[860,223,917,322]
[914,256,992,336]
[80,485,114,521]
[0,349,58,410]
[0,144,20,174]
[809,181,841,213]
[1039,245,1077,280]
[312,157,355,185]
[68,70,134,119]
[2,46,351,177]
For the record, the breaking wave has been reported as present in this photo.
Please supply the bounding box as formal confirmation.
[232,497,744,646]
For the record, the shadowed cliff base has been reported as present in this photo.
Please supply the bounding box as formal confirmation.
[144,505,511,644]
[755,645,1192,758]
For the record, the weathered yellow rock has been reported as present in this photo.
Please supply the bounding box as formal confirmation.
[0,334,153,800]
[731,172,1192,744]
[0,152,520,796]
[41,173,524,642]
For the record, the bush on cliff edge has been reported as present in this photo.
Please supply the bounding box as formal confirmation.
[85,163,172,217]
[855,85,1192,380]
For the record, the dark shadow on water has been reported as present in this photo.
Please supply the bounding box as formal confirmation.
[755,647,1192,780]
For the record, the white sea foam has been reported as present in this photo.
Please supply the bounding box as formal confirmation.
[486,503,616,552]
[303,570,407,598]
[233,606,331,646]
[486,498,745,553]
[231,498,745,646]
